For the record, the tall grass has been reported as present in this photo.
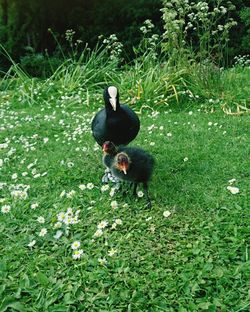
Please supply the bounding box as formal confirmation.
[0,9,249,113]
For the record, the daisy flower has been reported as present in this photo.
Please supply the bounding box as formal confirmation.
[97,220,108,229]
[137,191,144,198]
[54,222,62,229]
[12,173,18,180]
[79,184,86,191]
[72,249,83,260]
[71,241,81,250]
[226,186,240,194]
[31,203,39,209]
[108,248,117,257]
[109,188,116,197]
[54,230,63,239]
[114,218,122,225]
[93,229,103,238]
[163,210,171,218]
[110,200,118,209]
[37,216,45,223]
[101,184,109,192]
[1,205,11,214]
[28,240,36,247]
[98,257,107,265]
[57,212,66,222]
[87,183,94,190]
[39,228,47,237]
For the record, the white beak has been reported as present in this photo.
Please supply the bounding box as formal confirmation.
[109,98,117,111]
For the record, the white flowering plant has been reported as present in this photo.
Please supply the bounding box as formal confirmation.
[161,0,237,65]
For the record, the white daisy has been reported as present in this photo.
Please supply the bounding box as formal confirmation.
[87,183,94,190]
[1,205,11,214]
[39,228,47,237]
[101,184,110,192]
[163,210,171,218]
[108,248,117,257]
[137,191,144,198]
[37,216,45,223]
[12,173,18,180]
[72,249,83,260]
[109,188,116,197]
[79,184,86,190]
[57,212,66,222]
[110,200,118,209]
[28,240,36,247]
[54,222,62,229]
[93,229,103,238]
[226,186,240,194]
[98,257,107,265]
[54,230,63,239]
[114,218,122,225]
[31,203,38,209]
[71,241,81,250]
[97,220,108,229]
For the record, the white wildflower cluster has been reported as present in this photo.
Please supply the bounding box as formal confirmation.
[9,184,30,200]
[60,190,76,198]
[102,34,123,62]
[233,55,250,68]
[56,207,81,226]
[140,19,155,34]
[161,0,237,60]
[93,218,122,238]
[139,20,160,60]
[65,29,76,42]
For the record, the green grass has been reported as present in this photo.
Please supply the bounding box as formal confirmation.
[0,85,249,311]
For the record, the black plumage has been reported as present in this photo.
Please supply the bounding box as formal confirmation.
[102,141,155,208]
[91,86,140,146]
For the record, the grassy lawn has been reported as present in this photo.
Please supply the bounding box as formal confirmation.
[0,93,249,311]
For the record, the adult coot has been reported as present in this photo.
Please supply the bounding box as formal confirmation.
[91,86,140,146]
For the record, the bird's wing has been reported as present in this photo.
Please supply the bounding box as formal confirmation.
[121,105,140,129]
[91,109,107,145]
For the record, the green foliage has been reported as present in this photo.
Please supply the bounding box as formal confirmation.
[239,7,250,53]
[20,51,62,78]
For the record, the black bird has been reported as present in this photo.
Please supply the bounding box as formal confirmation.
[102,141,155,208]
[91,86,140,146]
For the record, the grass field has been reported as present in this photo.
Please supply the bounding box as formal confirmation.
[0,84,249,311]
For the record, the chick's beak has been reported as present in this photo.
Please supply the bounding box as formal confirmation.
[102,143,108,152]
[109,97,116,111]
[120,163,127,175]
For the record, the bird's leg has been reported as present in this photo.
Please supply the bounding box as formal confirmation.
[132,183,138,196]
[101,168,112,184]
[143,182,151,208]
[102,168,120,186]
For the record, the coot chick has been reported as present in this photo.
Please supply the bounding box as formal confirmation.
[103,142,155,208]
[91,86,140,146]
